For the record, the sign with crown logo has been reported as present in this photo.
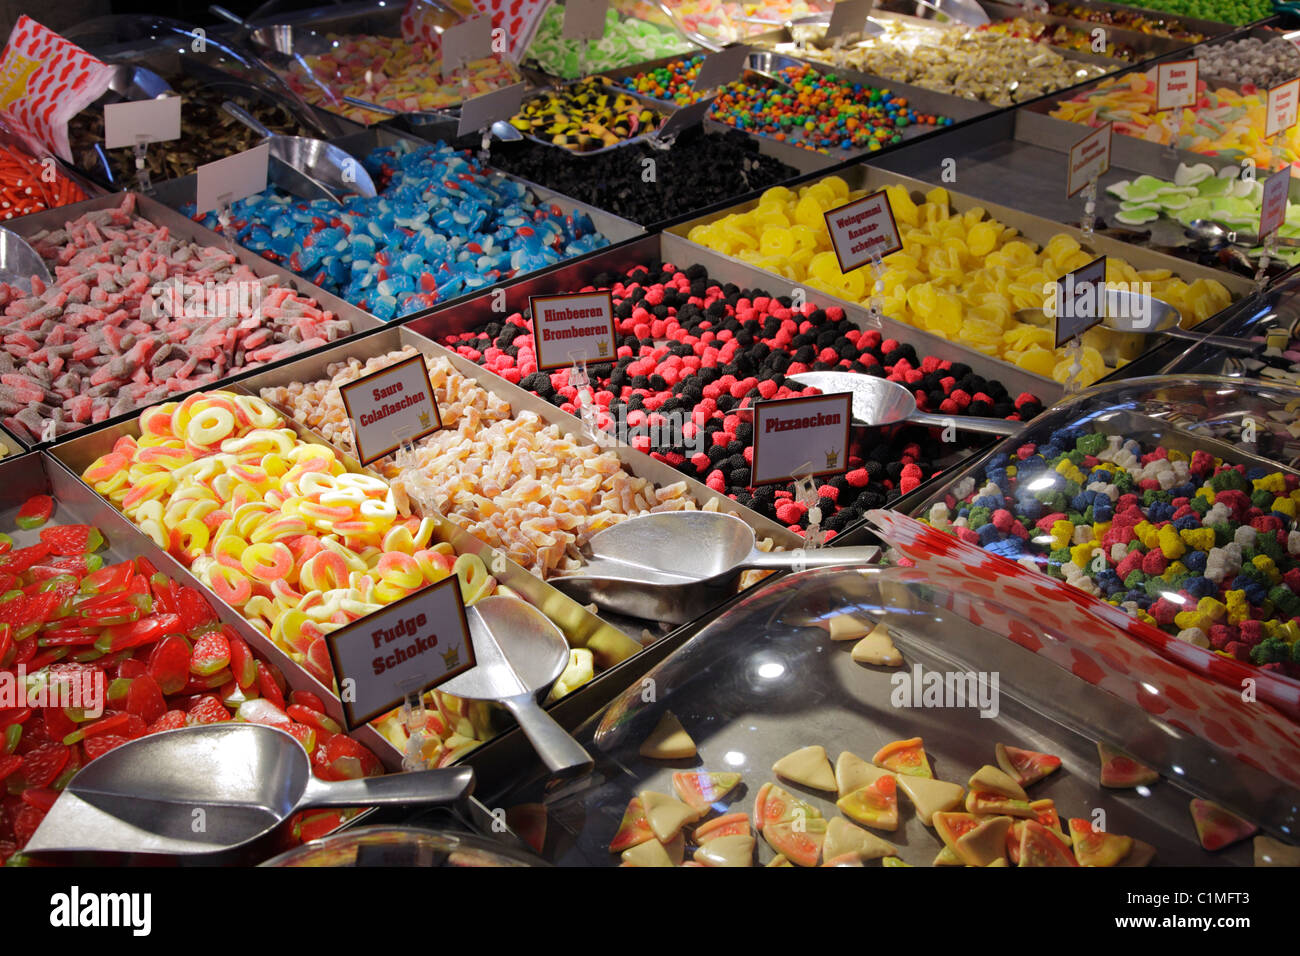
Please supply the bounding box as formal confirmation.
[326,575,476,730]
[530,291,617,370]
[339,354,444,466]
[751,392,852,486]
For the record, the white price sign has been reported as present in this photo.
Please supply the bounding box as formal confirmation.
[751,393,852,486]
[653,96,715,141]
[457,82,527,136]
[1066,121,1112,197]
[824,189,903,273]
[1156,58,1197,112]
[1266,78,1299,140]
[530,291,617,369]
[692,45,750,93]
[1052,255,1106,347]
[103,96,181,149]
[194,144,268,215]
[339,354,443,465]
[563,0,609,41]
[1260,167,1291,241]
[442,14,493,77]
[326,575,476,730]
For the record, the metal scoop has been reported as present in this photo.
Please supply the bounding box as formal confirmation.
[784,371,1023,435]
[439,596,594,779]
[210,5,334,57]
[1185,219,1300,250]
[1014,288,1260,355]
[22,723,475,865]
[340,96,523,143]
[551,511,880,624]
[0,227,52,290]
[221,101,376,203]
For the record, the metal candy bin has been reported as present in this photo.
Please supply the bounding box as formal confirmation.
[494,564,1277,865]
[0,191,383,451]
[878,0,1242,35]
[48,384,659,775]
[668,163,1256,404]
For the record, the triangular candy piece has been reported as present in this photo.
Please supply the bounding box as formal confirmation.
[763,818,827,867]
[837,775,899,831]
[822,853,864,867]
[1097,741,1158,788]
[694,833,755,867]
[773,744,837,792]
[609,797,653,853]
[695,812,751,844]
[767,854,793,867]
[672,771,741,815]
[664,832,686,865]
[638,711,696,760]
[1029,798,1069,844]
[621,839,674,867]
[933,811,982,853]
[1255,834,1300,867]
[872,737,932,778]
[996,742,1062,787]
[851,623,903,666]
[968,764,1028,801]
[640,790,698,843]
[823,816,896,861]
[835,750,891,798]
[1067,818,1133,867]
[753,782,822,832]
[1017,819,1077,867]
[932,845,963,866]
[986,858,1009,867]
[955,814,1013,867]
[966,790,1037,818]
[882,856,912,867]
[827,613,873,641]
[1190,798,1258,851]
[897,774,964,825]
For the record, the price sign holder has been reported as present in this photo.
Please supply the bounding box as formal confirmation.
[750,392,852,486]
[1257,166,1292,289]
[339,353,444,465]
[823,189,902,319]
[325,575,476,731]
[1066,121,1111,239]
[1156,58,1198,151]
[1051,255,1106,392]
[195,144,269,248]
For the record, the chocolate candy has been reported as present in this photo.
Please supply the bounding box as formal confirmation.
[487,127,798,225]
[186,141,610,321]
[440,260,1041,537]
[68,75,310,185]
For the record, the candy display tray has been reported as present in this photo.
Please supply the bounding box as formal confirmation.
[0,191,385,453]
[878,0,1243,35]
[596,48,992,163]
[47,377,657,777]
[493,566,1260,864]
[976,0,1206,58]
[668,162,1254,399]
[865,105,1285,286]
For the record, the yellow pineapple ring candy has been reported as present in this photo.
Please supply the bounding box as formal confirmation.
[753,207,791,229]
[821,175,850,201]
[838,268,867,300]
[924,186,950,211]
[789,224,821,251]
[760,228,796,258]
[1015,347,1059,378]
[967,221,999,258]
[885,185,919,227]
[760,185,795,205]
[794,194,825,229]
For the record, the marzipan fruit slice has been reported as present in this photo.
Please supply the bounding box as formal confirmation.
[609,796,653,853]
[827,613,873,641]
[897,774,964,826]
[672,771,741,815]
[640,790,698,843]
[1190,798,1258,851]
[837,775,899,831]
[773,744,837,792]
[823,816,896,861]
[638,710,696,759]
[996,742,1062,787]
[1068,818,1132,867]
[763,818,828,867]
[873,736,932,778]
[1097,741,1158,788]
[851,622,903,666]
[694,834,755,867]
[835,750,891,798]
[621,839,675,867]
[968,764,1028,801]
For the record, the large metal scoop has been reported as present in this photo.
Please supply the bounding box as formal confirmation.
[22,723,475,865]
[440,596,594,779]
[784,371,1023,435]
[221,101,376,203]
[0,226,52,290]
[551,511,879,624]
[1014,289,1260,355]
[210,5,334,57]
